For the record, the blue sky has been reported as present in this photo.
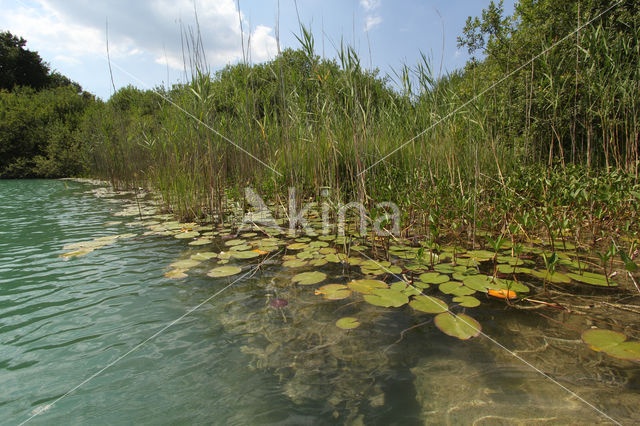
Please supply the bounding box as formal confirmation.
[1,0,516,99]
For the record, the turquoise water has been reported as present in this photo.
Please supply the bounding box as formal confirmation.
[1,180,638,425]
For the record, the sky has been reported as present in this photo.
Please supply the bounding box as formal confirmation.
[1,0,516,100]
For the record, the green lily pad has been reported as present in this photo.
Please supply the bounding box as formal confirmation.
[496,264,533,274]
[174,231,200,239]
[567,271,615,287]
[292,271,327,285]
[230,250,261,259]
[419,272,449,285]
[224,239,245,246]
[409,295,448,314]
[286,242,309,250]
[364,288,409,307]
[466,250,495,261]
[188,238,212,246]
[170,259,201,269]
[530,270,571,284]
[347,279,389,294]
[229,244,252,251]
[434,312,481,340]
[582,328,640,361]
[439,281,463,295]
[309,258,328,267]
[315,284,351,300]
[434,263,455,274]
[448,285,476,297]
[336,317,360,330]
[452,295,481,308]
[207,265,242,278]
[461,275,492,293]
[165,269,188,279]
[282,259,308,268]
[190,252,218,261]
[582,329,627,351]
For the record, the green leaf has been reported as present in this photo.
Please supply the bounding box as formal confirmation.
[347,279,388,294]
[409,295,448,313]
[434,312,481,340]
[336,317,360,330]
[315,284,351,300]
[452,295,481,308]
[292,271,327,285]
[207,265,242,278]
[364,288,409,307]
[620,251,638,273]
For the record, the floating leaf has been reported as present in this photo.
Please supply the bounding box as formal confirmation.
[461,275,492,293]
[188,238,212,246]
[419,272,449,285]
[347,279,388,294]
[434,313,481,340]
[224,239,245,246]
[434,263,455,274]
[170,259,201,269]
[190,252,218,261]
[364,288,409,307]
[292,271,327,285]
[453,295,481,308]
[448,285,476,297]
[409,295,448,314]
[174,231,199,239]
[530,270,571,284]
[567,271,615,287]
[230,250,261,259]
[336,317,360,330]
[582,329,640,361]
[439,281,463,295]
[315,284,351,300]
[165,269,187,279]
[207,265,242,278]
[282,259,308,268]
[286,242,308,250]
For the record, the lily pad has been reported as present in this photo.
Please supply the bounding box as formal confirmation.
[174,231,200,239]
[530,270,571,284]
[409,295,448,314]
[190,252,218,261]
[363,288,409,308]
[439,281,463,295]
[336,317,360,330]
[347,279,388,294]
[230,250,261,259]
[434,312,481,340]
[282,259,308,268]
[315,284,351,300]
[207,265,242,278]
[224,239,245,246]
[292,271,327,285]
[567,271,615,287]
[164,269,188,279]
[582,328,640,361]
[170,259,201,269]
[453,295,481,308]
[419,272,449,285]
[188,238,212,246]
[286,242,309,250]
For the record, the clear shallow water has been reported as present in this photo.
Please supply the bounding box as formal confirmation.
[0,180,638,425]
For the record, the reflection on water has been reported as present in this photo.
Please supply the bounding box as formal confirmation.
[0,180,638,425]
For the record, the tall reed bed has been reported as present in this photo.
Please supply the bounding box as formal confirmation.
[81,1,639,248]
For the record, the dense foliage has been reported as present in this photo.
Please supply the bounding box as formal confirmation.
[1,1,638,246]
[0,31,92,178]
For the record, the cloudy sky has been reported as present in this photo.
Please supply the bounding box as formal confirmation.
[1,0,516,99]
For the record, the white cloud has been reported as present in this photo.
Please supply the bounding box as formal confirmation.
[1,0,278,72]
[360,0,381,12]
[360,0,382,31]
[364,15,382,31]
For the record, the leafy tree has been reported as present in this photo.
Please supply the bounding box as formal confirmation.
[0,31,50,90]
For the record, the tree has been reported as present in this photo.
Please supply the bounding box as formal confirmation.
[0,31,50,90]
